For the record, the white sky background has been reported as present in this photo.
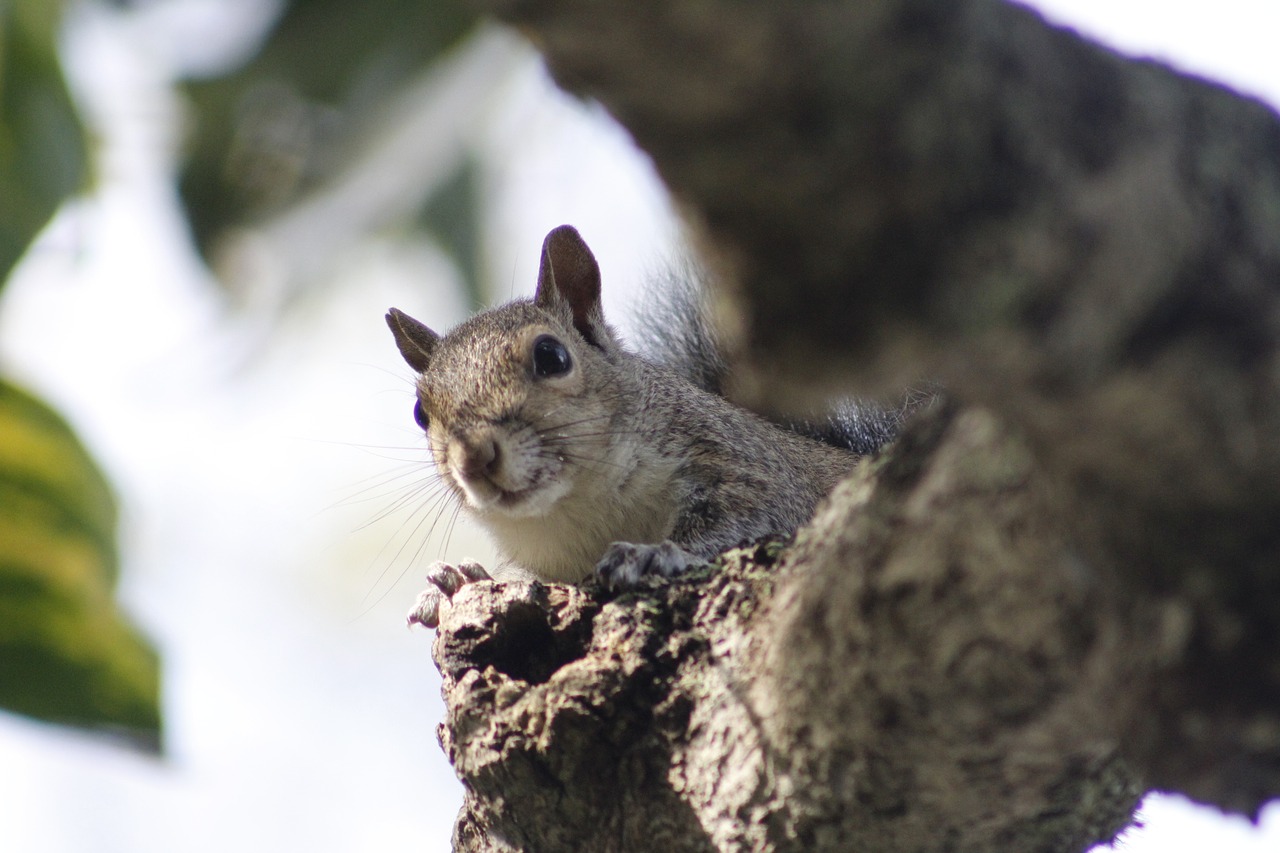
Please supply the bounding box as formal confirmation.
[0,1,1277,851]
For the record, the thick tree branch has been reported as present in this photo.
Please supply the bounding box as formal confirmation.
[431,0,1280,847]
[436,404,1141,851]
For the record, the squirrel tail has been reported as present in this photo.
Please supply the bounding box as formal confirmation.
[633,260,928,456]
[633,259,731,397]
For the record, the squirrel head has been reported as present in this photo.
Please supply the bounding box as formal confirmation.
[386,225,630,522]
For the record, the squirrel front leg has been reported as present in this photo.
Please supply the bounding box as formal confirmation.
[406,560,493,629]
[595,541,705,589]
[597,482,752,588]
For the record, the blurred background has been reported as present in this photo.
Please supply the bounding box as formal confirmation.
[0,1,1277,850]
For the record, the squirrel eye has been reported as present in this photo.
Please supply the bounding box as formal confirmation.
[412,399,429,430]
[532,335,572,378]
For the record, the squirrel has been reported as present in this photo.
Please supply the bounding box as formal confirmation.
[386,224,902,628]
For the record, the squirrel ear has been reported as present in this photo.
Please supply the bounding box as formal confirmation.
[386,308,439,373]
[535,225,606,348]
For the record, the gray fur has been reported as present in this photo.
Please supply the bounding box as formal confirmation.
[389,225,877,603]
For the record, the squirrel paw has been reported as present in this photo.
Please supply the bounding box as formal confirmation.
[406,560,492,629]
[596,541,699,590]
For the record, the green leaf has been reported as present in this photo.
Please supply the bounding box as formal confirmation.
[0,0,89,287]
[0,379,161,749]
[178,0,479,262]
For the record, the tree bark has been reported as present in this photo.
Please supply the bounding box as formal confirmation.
[432,0,1280,849]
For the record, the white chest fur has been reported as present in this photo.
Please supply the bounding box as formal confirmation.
[476,439,680,583]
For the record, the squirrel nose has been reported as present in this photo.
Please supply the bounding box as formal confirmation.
[452,433,500,480]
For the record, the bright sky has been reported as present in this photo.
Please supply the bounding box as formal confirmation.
[0,2,1278,851]
[1033,0,1280,106]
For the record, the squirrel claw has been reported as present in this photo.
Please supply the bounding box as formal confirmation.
[406,587,445,629]
[596,541,699,590]
[407,561,493,629]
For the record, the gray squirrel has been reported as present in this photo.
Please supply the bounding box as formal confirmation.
[387,225,905,628]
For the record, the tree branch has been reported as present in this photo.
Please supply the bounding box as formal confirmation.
[431,0,1280,847]
[437,404,1141,851]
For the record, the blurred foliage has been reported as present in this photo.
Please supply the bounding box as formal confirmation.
[0,380,161,748]
[0,0,158,747]
[0,0,89,287]
[178,0,481,280]
[0,0,488,747]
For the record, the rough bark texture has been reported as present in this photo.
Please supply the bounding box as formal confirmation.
[430,0,1280,850]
